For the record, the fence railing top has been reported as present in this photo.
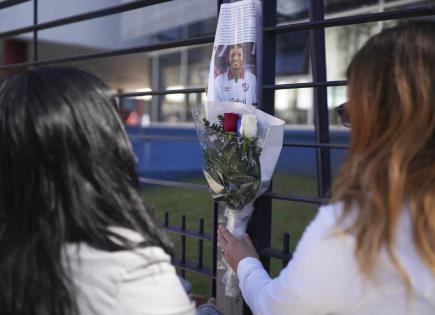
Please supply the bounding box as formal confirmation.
[0,0,30,10]
[0,0,175,39]
[266,5,435,33]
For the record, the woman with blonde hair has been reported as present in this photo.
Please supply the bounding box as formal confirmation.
[218,21,435,314]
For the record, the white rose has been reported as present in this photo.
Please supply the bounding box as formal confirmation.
[239,114,257,139]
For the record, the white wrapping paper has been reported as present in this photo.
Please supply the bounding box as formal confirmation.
[222,204,254,297]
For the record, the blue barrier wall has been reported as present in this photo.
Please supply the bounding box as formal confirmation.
[127,125,350,180]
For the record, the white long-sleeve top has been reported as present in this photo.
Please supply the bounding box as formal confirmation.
[237,203,435,315]
[64,228,196,315]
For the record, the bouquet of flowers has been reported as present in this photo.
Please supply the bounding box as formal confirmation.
[193,101,284,297]
[202,112,261,209]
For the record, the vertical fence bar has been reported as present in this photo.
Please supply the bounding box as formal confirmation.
[33,0,38,61]
[243,1,277,314]
[309,0,332,198]
[164,211,169,227]
[251,0,277,269]
[180,214,186,278]
[150,56,161,122]
[197,218,204,269]
[211,201,218,297]
[282,233,290,268]
[260,0,277,117]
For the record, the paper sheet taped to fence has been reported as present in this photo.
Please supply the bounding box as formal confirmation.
[207,0,262,106]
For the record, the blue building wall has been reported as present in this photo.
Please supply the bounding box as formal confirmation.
[127,125,350,180]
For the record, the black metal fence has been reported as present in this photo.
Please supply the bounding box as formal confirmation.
[1,0,435,313]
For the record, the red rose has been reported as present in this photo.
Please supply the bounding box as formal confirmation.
[223,113,239,132]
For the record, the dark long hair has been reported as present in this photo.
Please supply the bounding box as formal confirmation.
[0,67,172,315]
[333,21,435,287]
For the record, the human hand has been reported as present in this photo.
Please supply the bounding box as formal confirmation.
[217,225,259,272]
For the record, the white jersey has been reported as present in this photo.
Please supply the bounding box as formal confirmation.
[214,69,257,105]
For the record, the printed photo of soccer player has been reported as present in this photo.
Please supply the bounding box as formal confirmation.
[213,42,257,106]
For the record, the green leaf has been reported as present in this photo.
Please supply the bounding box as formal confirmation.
[200,121,262,211]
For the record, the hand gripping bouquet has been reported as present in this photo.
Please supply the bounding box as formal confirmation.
[193,101,284,297]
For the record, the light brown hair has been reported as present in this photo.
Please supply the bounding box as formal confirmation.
[332,21,435,286]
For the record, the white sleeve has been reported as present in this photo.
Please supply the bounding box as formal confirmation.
[117,255,196,315]
[214,76,222,102]
[237,205,363,315]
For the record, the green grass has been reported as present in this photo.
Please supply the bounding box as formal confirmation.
[141,172,319,294]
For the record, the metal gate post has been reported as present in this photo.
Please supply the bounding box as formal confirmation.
[243,0,277,314]
[309,0,332,198]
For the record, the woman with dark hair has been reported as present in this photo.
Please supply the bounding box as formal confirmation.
[218,21,435,314]
[0,67,196,315]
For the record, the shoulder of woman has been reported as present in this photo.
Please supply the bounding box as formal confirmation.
[292,202,357,259]
[65,228,172,274]
[109,226,146,243]
[65,233,195,314]
[108,229,195,314]
[317,202,358,231]
[311,202,346,230]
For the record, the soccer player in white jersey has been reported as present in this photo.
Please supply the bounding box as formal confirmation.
[214,44,257,105]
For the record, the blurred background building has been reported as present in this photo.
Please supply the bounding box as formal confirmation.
[2,0,434,127]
